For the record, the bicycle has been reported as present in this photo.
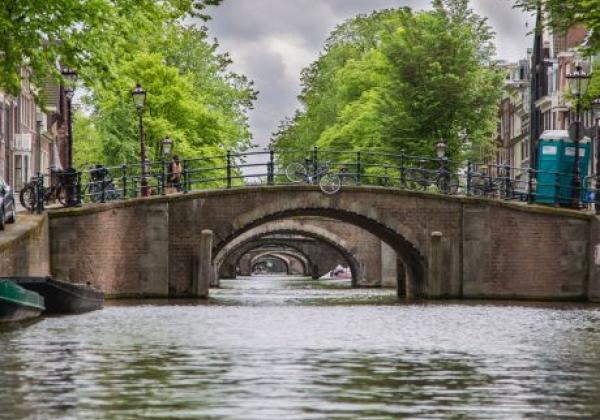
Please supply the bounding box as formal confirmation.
[285,160,342,195]
[405,160,459,195]
[20,169,69,211]
[470,166,510,198]
[86,165,120,203]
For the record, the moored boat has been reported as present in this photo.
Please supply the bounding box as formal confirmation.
[0,279,45,323]
[10,277,104,314]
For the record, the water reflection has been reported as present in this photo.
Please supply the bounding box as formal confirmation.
[1,276,600,419]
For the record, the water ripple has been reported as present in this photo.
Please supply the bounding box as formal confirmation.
[1,277,600,419]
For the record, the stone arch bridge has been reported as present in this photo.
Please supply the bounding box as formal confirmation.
[47,185,593,300]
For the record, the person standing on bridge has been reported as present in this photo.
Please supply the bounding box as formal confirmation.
[168,155,183,193]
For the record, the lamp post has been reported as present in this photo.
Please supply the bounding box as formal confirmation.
[436,140,450,194]
[435,140,447,159]
[132,83,148,197]
[566,64,592,208]
[61,68,77,169]
[593,97,600,214]
[161,137,173,194]
[161,137,173,157]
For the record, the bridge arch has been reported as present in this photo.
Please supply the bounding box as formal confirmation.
[223,241,315,278]
[251,254,290,274]
[243,249,310,276]
[214,223,363,286]
[214,208,425,296]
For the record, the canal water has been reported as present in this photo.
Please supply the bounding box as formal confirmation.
[2,276,600,419]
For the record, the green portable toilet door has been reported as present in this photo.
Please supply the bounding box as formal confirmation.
[562,142,591,203]
[536,141,561,204]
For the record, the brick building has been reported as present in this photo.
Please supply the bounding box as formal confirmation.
[494,24,598,176]
[0,71,68,191]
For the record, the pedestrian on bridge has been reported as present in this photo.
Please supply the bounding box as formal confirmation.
[168,155,183,193]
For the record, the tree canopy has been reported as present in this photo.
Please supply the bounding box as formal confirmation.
[0,0,221,96]
[514,0,600,53]
[271,0,504,163]
[74,21,256,168]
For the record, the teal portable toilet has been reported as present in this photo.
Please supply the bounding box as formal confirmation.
[535,130,591,205]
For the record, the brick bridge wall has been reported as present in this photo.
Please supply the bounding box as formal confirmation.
[47,186,594,300]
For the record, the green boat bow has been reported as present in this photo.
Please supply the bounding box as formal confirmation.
[0,279,45,323]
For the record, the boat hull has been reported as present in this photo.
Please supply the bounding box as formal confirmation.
[10,277,104,314]
[0,298,44,323]
[0,280,45,323]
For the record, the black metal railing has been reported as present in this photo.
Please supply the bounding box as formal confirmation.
[20,148,600,213]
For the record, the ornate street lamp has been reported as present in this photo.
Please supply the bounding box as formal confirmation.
[160,136,173,195]
[131,83,149,197]
[566,64,592,208]
[161,137,173,157]
[61,68,77,169]
[435,140,448,159]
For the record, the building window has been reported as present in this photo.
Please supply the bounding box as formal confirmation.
[14,154,30,191]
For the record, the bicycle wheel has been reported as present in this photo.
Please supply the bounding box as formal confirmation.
[19,184,36,212]
[469,175,485,196]
[56,186,67,206]
[436,174,459,195]
[320,173,341,195]
[286,162,308,183]
[339,172,356,186]
[89,182,102,203]
[405,170,429,191]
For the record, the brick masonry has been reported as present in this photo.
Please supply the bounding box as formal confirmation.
[0,214,50,278]
[45,185,598,300]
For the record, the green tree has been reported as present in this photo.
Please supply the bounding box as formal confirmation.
[514,0,600,53]
[71,8,255,169]
[0,0,221,96]
[74,51,249,167]
[272,0,503,163]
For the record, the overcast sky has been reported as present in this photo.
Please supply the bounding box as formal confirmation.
[204,0,534,148]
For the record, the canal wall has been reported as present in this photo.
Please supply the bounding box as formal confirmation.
[46,187,594,301]
[0,214,50,278]
[587,216,600,302]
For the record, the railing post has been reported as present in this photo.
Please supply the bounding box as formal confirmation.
[267,148,275,185]
[503,164,511,199]
[160,159,166,196]
[527,167,535,204]
[121,164,127,199]
[226,150,232,188]
[384,164,389,187]
[356,150,362,186]
[182,160,189,193]
[554,171,561,207]
[400,150,406,187]
[596,173,600,215]
[35,172,44,214]
[438,157,447,195]
[100,169,106,203]
[76,171,83,206]
[466,161,472,196]
[312,146,319,185]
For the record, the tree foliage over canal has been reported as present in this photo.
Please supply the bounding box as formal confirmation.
[271,0,504,162]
